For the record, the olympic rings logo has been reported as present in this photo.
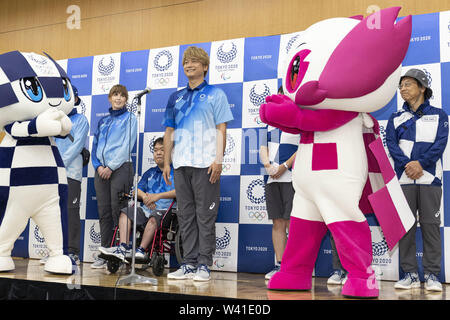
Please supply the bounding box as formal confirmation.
[34,248,49,257]
[248,211,267,221]
[156,77,170,86]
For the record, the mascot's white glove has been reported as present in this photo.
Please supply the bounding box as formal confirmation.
[35,108,72,137]
[56,112,73,136]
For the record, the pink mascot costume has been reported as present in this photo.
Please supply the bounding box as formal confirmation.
[260,7,412,298]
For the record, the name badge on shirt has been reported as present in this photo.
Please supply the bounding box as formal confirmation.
[416,115,438,143]
[421,115,438,122]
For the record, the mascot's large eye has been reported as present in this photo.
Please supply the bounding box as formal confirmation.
[62,78,71,102]
[285,49,310,93]
[20,77,43,102]
[290,56,300,90]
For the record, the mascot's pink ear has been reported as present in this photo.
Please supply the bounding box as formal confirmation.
[318,7,412,99]
[349,15,364,20]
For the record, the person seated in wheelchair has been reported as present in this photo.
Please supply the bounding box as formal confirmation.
[99,137,175,262]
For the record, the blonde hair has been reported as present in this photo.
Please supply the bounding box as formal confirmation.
[182,46,210,76]
[108,84,128,101]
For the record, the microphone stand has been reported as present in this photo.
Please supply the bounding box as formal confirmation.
[117,94,157,286]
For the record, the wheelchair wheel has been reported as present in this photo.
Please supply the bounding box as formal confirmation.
[151,254,165,276]
[107,259,121,274]
[175,227,183,264]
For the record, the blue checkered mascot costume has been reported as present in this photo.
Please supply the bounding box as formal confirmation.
[0,51,75,274]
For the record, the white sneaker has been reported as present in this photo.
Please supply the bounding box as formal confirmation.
[265,265,280,280]
[424,273,442,292]
[167,264,197,280]
[327,270,347,285]
[193,264,211,282]
[394,272,420,289]
[135,248,147,260]
[133,247,150,263]
[91,257,106,269]
[99,244,130,262]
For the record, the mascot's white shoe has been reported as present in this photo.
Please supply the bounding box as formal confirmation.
[44,255,74,275]
[0,256,15,272]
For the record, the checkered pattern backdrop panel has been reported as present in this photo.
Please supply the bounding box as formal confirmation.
[11,10,450,282]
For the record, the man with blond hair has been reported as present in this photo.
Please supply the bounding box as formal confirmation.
[162,46,233,281]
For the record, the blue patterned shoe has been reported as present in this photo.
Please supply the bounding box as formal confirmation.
[394,272,420,289]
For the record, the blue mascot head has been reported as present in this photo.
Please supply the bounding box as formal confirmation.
[0,51,74,130]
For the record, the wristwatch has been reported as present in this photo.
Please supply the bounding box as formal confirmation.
[283,162,289,169]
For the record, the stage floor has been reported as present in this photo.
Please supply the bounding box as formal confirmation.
[0,257,448,300]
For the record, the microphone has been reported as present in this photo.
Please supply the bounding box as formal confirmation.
[134,87,152,99]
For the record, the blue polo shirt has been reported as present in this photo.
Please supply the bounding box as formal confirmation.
[162,81,234,169]
[138,165,175,215]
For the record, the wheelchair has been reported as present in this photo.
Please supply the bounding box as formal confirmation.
[104,199,183,276]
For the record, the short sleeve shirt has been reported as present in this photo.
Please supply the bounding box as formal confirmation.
[163,81,234,169]
[138,165,175,215]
